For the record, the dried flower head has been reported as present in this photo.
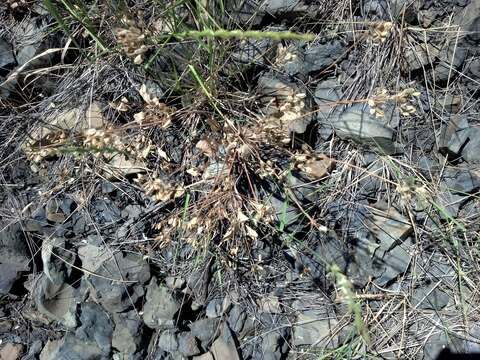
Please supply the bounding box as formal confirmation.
[260,91,307,144]
[275,44,299,66]
[369,21,394,44]
[367,87,421,118]
[82,127,124,153]
[115,20,148,64]
[136,174,184,202]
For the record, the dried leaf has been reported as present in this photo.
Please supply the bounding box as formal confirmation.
[299,154,335,179]
[245,225,258,239]
[196,139,216,157]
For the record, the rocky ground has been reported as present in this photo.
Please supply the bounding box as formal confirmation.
[0,0,480,359]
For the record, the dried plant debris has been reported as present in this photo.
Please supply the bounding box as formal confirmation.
[115,19,149,64]
[3,1,480,359]
[367,87,421,118]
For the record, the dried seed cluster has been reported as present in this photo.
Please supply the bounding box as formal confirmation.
[136,174,184,202]
[368,87,421,118]
[7,0,28,10]
[82,128,123,150]
[261,91,307,144]
[25,132,67,163]
[369,21,394,44]
[275,44,299,66]
[294,152,335,180]
[134,84,173,128]
[115,21,148,64]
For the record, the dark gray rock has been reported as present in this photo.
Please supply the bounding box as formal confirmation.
[0,38,15,73]
[77,303,114,354]
[0,232,29,295]
[227,305,247,333]
[333,104,396,154]
[91,199,122,224]
[190,318,220,346]
[439,116,470,158]
[112,310,145,357]
[88,252,150,313]
[39,303,113,360]
[143,278,181,329]
[231,38,276,66]
[443,168,480,194]
[304,41,345,73]
[158,330,179,352]
[177,332,200,356]
[375,239,412,286]
[412,284,449,310]
[292,304,340,348]
[433,44,467,83]
[261,327,289,360]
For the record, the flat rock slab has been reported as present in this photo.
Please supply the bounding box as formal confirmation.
[412,284,449,310]
[333,104,396,154]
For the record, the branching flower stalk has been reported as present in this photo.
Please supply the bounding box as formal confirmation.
[330,264,371,345]
[159,29,316,42]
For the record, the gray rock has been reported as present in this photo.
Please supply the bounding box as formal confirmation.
[333,104,396,154]
[433,44,467,83]
[165,276,186,290]
[143,278,181,329]
[0,246,29,295]
[268,195,302,231]
[375,239,412,286]
[293,311,340,348]
[206,298,223,318]
[434,189,465,219]
[34,274,77,328]
[158,330,179,352]
[15,19,49,67]
[22,339,43,360]
[314,78,343,119]
[367,204,413,251]
[227,305,247,334]
[40,302,114,360]
[262,0,304,14]
[443,168,480,194]
[190,318,220,345]
[45,198,66,223]
[177,332,200,356]
[88,252,150,313]
[304,41,345,73]
[261,327,289,360]
[121,205,144,219]
[0,38,16,73]
[461,128,480,164]
[412,284,449,310]
[423,331,448,360]
[112,310,144,357]
[439,116,470,158]
[210,324,240,360]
